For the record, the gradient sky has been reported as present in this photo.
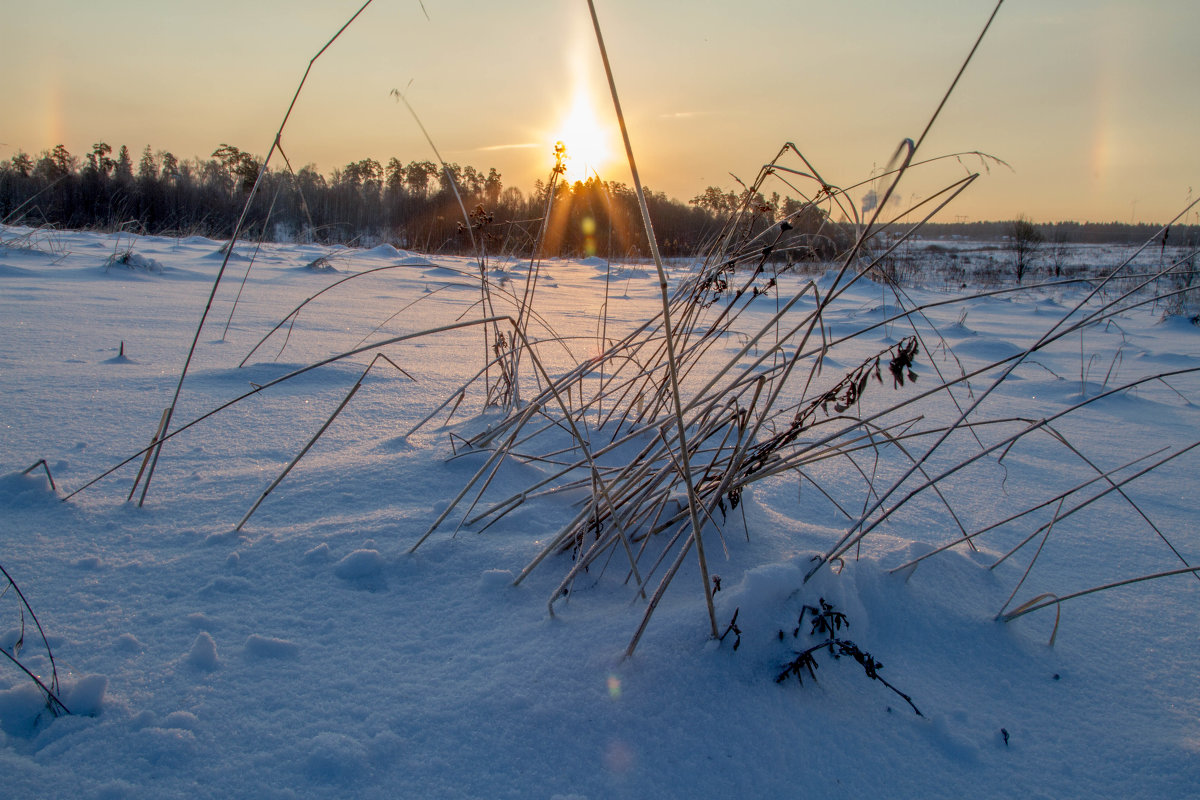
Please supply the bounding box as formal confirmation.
[3,0,1198,224]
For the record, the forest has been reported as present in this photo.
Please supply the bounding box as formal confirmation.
[0,142,755,258]
[1,142,1189,259]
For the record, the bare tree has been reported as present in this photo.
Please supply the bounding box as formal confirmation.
[1010,214,1043,284]
[1048,223,1071,277]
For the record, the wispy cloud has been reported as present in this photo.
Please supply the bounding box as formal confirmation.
[475,142,541,152]
[658,110,718,120]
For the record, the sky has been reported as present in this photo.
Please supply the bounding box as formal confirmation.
[2,0,1198,225]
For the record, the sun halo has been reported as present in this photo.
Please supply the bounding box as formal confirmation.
[552,90,613,184]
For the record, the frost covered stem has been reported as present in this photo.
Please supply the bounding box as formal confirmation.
[586,0,718,643]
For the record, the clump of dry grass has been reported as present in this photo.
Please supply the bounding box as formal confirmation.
[0,224,69,259]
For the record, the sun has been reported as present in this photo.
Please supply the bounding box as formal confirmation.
[553,89,613,184]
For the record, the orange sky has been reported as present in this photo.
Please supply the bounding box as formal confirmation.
[3,0,1198,224]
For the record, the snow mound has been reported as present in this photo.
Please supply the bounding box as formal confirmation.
[302,255,339,272]
[0,682,51,737]
[479,568,514,591]
[204,246,249,261]
[162,711,200,730]
[244,634,300,660]
[941,320,977,337]
[61,674,107,716]
[102,352,135,364]
[0,470,57,507]
[303,543,333,564]
[114,633,143,653]
[104,251,164,273]
[333,549,387,590]
[363,244,403,258]
[0,672,109,736]
[951,337,1026,361]
[179,235,218,246]
[186,632,220,671]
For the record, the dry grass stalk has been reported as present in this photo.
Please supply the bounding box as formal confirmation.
[133,0,380,506]
[0,562,69,716]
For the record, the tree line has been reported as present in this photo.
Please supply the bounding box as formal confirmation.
[5,142,1178,260]
[1,142,837,259]
[916,219,1198,246]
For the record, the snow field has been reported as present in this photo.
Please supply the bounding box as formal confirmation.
[1,226,1198,798]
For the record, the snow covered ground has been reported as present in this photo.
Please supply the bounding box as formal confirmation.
[1,225,1198,798]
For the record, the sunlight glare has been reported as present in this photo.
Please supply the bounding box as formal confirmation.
[553,88,612,184]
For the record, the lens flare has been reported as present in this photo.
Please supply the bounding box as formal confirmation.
[604,739,635,773]
[581,216,598,257]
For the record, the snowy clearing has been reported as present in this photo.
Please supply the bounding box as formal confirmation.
[1,225,1198,798]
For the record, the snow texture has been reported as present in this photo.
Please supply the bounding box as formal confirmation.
[0,225,1198,798]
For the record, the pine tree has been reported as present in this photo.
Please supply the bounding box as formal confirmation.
[115,145,134,182]
[159,151,179,181]
[484,168,502,206]
[10,151,34,177]
[138,145,157,182]
[86,142,114,176]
